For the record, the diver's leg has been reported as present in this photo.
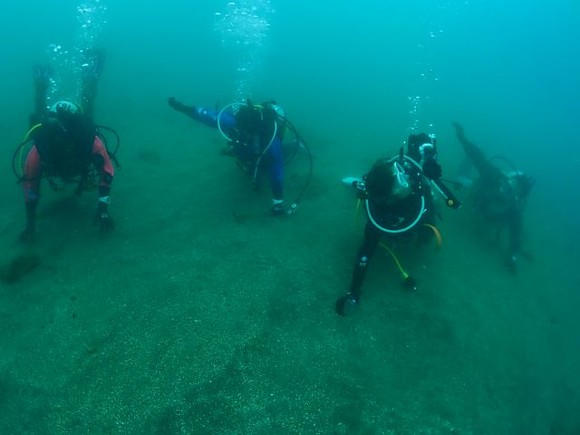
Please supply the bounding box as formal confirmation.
[19,147,42,243]
[79,48,105,122]
[268,139,285,215]
[349,224,382,297]
[336,222,381,316]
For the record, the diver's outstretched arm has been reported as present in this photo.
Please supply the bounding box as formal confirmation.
[452,122,494,176]
[79,49,105,122]
[30,65,52,126]
[167,98,237,131]
[168,97,197,119]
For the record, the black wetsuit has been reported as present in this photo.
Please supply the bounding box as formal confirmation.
[349,158,436,300]
[453,123,524,261]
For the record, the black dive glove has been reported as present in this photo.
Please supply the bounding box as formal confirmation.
[341,177,367,199]
[94,198,115,232]
[33,64,52,90]
[422,158,442,180]
[451,121,464,135]
[168,97,192,114]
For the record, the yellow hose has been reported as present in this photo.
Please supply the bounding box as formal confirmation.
[423,223,443,248]
[379,242,410,279]
[353,200,443,280]
[355,198,408,278]
[24,124,42,141]
[350,174,449,291]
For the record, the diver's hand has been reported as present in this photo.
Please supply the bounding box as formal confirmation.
[168,97,191,114]
[342,177,367,199]
[451,122,464,135]
[341,177,362,187]
[422,158,442,180]
[32,64,52,89]
[94,200,115,233]
[167,97,178,109]
[81,48,105,80]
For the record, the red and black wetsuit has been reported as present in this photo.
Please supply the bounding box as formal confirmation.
[20,120,115,239]
[22,134,114,203]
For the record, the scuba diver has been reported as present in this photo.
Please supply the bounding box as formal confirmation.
[452,122,534,273]
[14,49,118,243]
[336,133,460,316]
[168,97,311,216]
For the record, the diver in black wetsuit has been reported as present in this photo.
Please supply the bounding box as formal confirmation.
[452,122,534,273]
[336,133,459,316]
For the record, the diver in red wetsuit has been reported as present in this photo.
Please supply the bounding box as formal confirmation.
[18,49,116,242]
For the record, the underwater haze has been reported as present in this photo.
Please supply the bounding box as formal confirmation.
[1,0,579,433]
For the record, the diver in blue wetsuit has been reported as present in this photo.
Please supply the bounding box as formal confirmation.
[168,97,286,215]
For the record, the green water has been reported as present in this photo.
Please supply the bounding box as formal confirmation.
[1,1,579,433]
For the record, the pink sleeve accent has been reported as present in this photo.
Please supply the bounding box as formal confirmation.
[92,136,115,186]
[22,146,41,202]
